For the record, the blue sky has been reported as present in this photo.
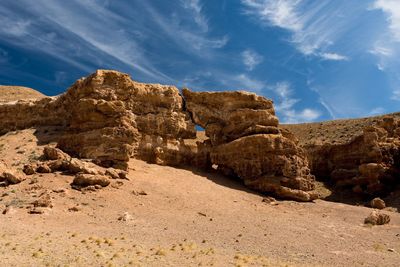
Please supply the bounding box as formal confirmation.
[0,0,400,123]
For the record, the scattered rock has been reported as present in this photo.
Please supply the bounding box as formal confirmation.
[132,190,147,196]
[80,185,98,192]
[43,146,71,161]
[68,206,80,212]
[23,164,36,175]
[28,207,45,214]
[370,197,386,209]
[72,173,110,187]
[0,160,25,184]
[52,188,66,193]
[118,212,133,222]
[105,168,128,180]
[36,164,52,173]
[364,210,390,225]
[32,193,53,208]
[2,206,16,215]
[111,180,124,189]
[262,196,278,205]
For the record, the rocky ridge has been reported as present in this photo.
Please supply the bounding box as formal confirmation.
[0,70,317,201]
[284,116,400,196]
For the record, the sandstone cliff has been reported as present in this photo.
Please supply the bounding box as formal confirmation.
[0,70,317,200]
[183,89,316,201]
[284,116,400,196]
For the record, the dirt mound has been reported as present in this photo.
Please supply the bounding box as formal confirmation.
[0,85,46,103]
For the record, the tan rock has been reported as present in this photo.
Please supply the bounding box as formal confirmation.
[43,146,71,161]
[0,161,25,184]
[105,168,127,179]
[36,164,52,173]
[364,210,390,225]
[32,193,53,208]
[370,197,386,209]
[23,164,36,175]
[72,173,110,187]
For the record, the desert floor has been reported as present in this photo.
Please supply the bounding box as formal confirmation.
[0,129,399,267]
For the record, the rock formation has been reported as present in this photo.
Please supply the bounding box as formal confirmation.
[183,89,317,201]
[0,70,318,200]
[302,116,400,195]
[0,160,25,185]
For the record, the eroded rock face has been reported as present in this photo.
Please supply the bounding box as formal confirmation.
[0,97,65,135]
[304,116,400,195]
[57,70,196,169]
[0,70,317,200]
[183,89,317,201]
[182,89,279,145]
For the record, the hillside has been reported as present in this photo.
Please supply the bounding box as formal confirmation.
[282,112,400,146]
[0,86,46,103]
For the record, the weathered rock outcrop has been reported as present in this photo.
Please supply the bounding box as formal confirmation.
[0,97,65,135]
[182,89,317,201]
[0,70,317,200]
[301,116,400,195]
[57,70,197,169]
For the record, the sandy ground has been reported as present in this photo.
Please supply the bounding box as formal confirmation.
[0,129,399,267]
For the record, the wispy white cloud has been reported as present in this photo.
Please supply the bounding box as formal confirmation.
[242,49,264,70]
[372,0,400,103]
[368,107,386,115]
[241,0,302,31]
[370,45,394,57]
[0,1,173,81]
[0,0,228,84]
[373,0,400,41]
[320,52,349,61]
[241,0,351,60]
[233,74,266,92]
[272,82,320,123]
[142,1,228,53]
[181,0,209,32]
[391,90,400,101]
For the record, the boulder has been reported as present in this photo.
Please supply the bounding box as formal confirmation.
[0,161,25,184]
[370,197,386,209]
[72,173,110,187]
[43,146,71,161]
[364,210,390,225]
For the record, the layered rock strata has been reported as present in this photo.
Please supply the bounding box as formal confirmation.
[303,116,400,195]
[0,70,317,200]
[182,89,317,201]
